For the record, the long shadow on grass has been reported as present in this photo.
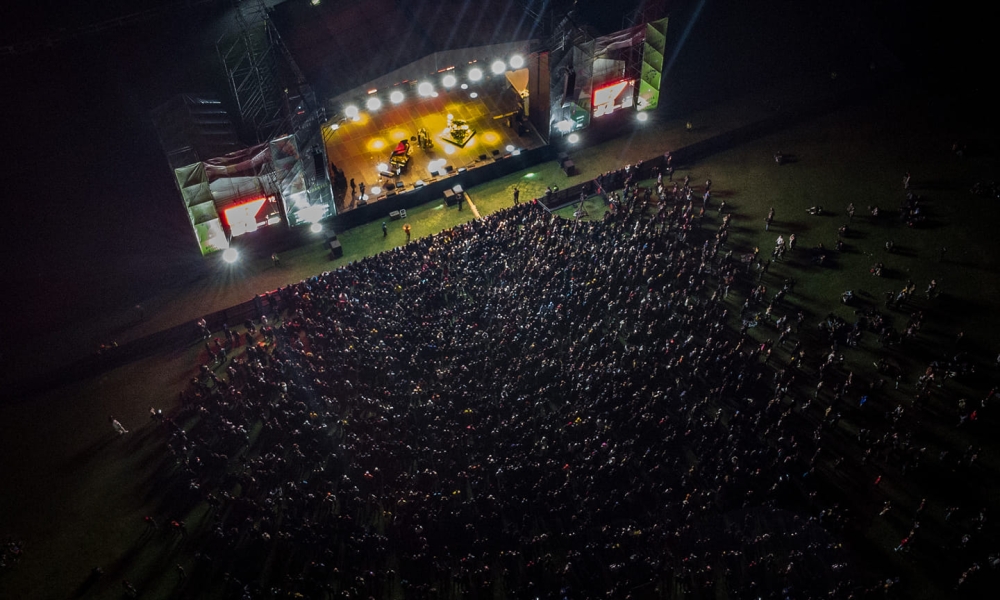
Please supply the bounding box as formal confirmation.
[60,434,116,473]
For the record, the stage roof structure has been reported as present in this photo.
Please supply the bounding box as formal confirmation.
[269,0,554,100]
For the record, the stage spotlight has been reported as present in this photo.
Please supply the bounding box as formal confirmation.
[442,74,457,88]
[222,248,239,263]
[460,83,468,90]
[568,133,580,144]
[491,60,506,75]
[470,92,479,99]
[555,119,573,134]
[370,186,381,195]
[310,222,324,233]
[509,54,524,69]
[390,90,405,104]
[444,145,456,155]
[366,96,382,111]
[344,105,359,119]
[468,67,483,82]
[505,144,515,152]
[417,82,434,96]
[377,162,389,173]
[330,122,340,131]
[636,112,649,122]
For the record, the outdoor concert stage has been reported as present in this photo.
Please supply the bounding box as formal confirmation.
[324,76,547,217]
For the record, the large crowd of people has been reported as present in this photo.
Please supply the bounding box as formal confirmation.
[140,165,996,599]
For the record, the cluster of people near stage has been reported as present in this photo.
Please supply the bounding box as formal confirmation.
[142,164,995,599]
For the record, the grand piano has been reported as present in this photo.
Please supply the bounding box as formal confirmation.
[389,139,412,174]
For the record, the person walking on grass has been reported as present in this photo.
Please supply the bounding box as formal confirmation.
[111,416,128,436]
[403,223,411,243]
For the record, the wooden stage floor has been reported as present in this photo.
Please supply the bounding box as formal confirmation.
[323,78,546,213]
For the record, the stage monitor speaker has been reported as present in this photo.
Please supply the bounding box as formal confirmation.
[478,154,488,161]
[429,170,440,178]
[491,149,500,157]
[414,180,425,188]
[445,165,454,173]
[328,240,343,259]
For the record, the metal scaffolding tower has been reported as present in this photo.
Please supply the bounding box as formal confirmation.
[217,1,287,145]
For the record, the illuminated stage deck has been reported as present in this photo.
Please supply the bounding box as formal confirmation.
[323,77,546,214]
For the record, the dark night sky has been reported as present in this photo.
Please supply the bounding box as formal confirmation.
[0,0,990,347]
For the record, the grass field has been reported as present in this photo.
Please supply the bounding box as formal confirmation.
[2,82,1000,599]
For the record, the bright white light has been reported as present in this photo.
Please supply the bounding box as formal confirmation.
[351,114,361,122]
[371,186,381,195]
[568,133,580,144]
[390,90,405,104]
[442,74,457,88]
[330,122,340,131]
[418,82,434,96]
[222,248,239,263]
[509,54,524,69]
[468,67,483,82]
[344,105,359,119]
[444,145,456,155]
[555,119,574,134]
[366,96,382,111]
[491,60,506,75]
[310,222,324,233]
[310,0,321,5]
[636,112,649,122]
[377,162,389,173]
[505,144,515,152]
[470,92,478,99]
[428,158,447,172]
[460,83,469,90]
[298,204,328,224]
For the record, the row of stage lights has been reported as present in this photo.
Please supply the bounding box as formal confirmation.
[334,55,526,125]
